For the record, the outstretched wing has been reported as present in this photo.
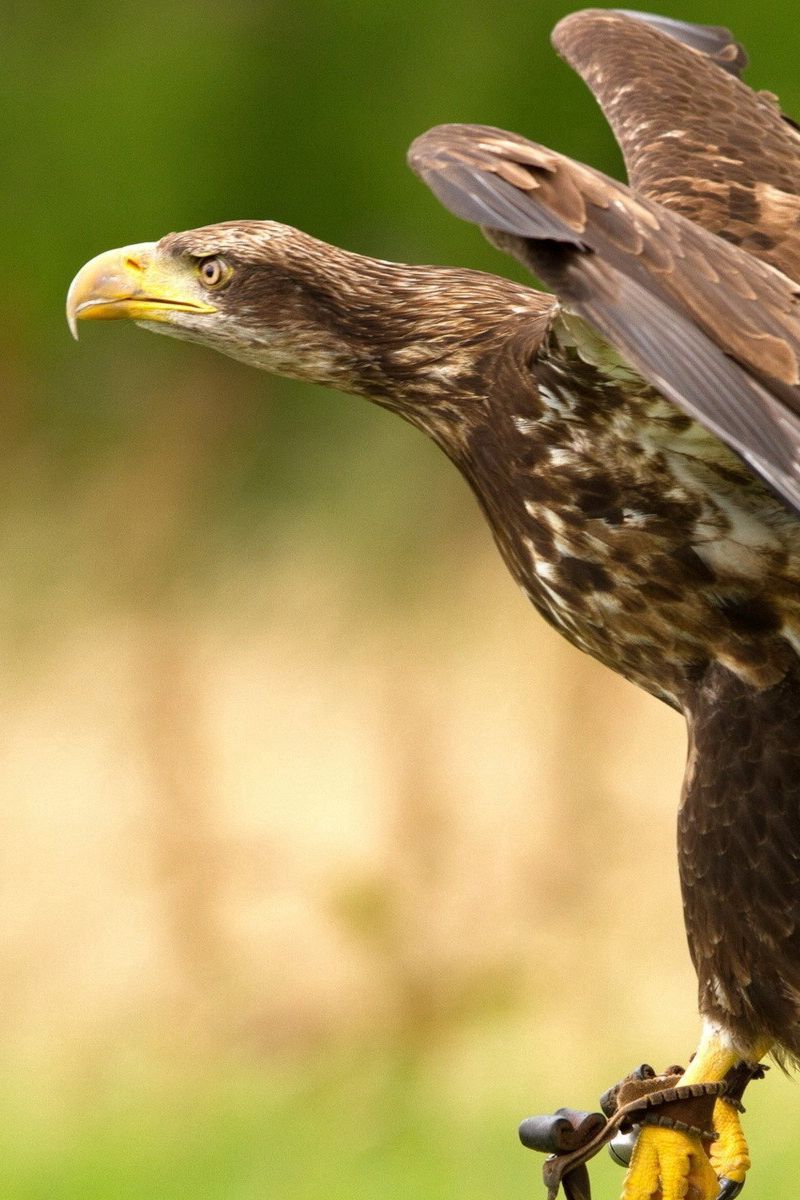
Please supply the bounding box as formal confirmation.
[552,9,800,280]
[407,124,800,514]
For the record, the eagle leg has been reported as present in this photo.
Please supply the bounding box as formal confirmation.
[620,1023,769,1200]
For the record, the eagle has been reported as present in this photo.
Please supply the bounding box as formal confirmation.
[67,11,800,1200]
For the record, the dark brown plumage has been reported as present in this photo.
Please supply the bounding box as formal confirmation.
[407,13,800,1074]
[67,11,800,1195]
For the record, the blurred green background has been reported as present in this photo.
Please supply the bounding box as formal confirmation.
[5,1,799,1196]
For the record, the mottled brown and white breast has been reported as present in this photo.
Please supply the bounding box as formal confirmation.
[460,316,800,710]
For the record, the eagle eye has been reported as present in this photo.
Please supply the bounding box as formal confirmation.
[197,256,231,289]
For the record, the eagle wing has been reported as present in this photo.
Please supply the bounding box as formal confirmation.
[551,10,800,282]
[407,122,800,516]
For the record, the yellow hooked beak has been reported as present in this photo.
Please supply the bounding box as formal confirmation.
[66,242,218,339]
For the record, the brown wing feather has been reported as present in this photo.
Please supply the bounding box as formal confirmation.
[552,9,800,281]
[609,12,749,77]
[408,123,800,513]
[680,661,800,1060]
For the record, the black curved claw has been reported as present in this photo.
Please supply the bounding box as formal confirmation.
[717,1177,745,1199]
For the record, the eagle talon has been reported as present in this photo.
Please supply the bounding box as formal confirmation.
[708,1096,751,1189]
[621,1124,719,1200]
[521,1062,746,1200]
[716,1179,744,1199]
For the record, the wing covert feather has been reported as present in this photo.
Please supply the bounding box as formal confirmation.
[408,123,800,513]
[552,9,800,280]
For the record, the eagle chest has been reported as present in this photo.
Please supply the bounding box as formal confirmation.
[463,367,794,706]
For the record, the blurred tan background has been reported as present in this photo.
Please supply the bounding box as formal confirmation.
[4,1,799,1195]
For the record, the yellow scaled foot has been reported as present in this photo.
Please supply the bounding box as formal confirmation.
[709,1098,750,1190]
[621,1125,718,1200]
[618,1021,769,1199]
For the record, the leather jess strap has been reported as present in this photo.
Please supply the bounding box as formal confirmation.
[518,1061,766,1200]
